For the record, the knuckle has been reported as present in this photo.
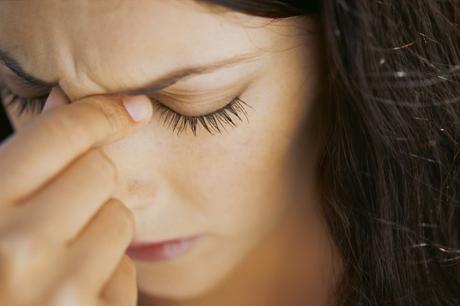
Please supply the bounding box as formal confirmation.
[82,149,118,186]
[0,230,54,288]
[43,107,92,149]
[79,96,128,133]
[40,95,127,150]
[104,199,134,235]
[0,229,50,259]
[46,281,94,306]
[120,255,136,278]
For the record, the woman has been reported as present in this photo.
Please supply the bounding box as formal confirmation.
[0,1,458,305]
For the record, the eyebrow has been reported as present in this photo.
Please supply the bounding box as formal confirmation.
[0,48,262,96]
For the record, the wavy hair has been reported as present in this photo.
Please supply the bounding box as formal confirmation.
[199,1,460,305]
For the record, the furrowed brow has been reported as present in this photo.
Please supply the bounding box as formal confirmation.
[0,48,262,96]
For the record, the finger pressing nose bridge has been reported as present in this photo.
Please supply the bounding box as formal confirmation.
[43,86,71,112]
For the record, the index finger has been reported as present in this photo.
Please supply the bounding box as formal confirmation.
[0,89,153,204]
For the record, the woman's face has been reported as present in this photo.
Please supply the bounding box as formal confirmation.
[0,0,324,300]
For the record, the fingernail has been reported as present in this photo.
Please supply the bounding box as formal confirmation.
[122,95,151,122]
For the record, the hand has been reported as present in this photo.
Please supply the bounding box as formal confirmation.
[0,87,153,306]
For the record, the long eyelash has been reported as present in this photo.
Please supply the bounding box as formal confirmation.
[0,87,48,116]
[152,97,253,136]
[0,86,254,136]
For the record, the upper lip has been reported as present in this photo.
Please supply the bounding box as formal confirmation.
[128,234,201,248]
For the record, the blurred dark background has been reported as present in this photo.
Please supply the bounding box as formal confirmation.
[0,102,13,143]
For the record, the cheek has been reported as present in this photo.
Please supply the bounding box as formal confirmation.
[200,135,304,239]
[190,105,312,241]
[206,158,295,238]
[197,60,317,239]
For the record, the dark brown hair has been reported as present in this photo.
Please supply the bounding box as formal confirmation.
[199,1,460,305]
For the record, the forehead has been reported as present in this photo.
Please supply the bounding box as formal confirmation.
[0,0,244,48]
[0,3,265,71]
[0,1,313,99]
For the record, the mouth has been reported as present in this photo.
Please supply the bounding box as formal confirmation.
[126,235,202,262]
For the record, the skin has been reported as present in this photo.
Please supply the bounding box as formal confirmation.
[0,1,342,306]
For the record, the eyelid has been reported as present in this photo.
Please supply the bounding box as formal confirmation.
[158,78,250,102]
[0,81,49,98]
[152,82,250,116]
[1,84,254,137]
[0,68,50,96]
[151,96,231,118]
[154,90,236,105]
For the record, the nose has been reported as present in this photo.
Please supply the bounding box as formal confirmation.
[111,178,157,210]
[43,86,70,111]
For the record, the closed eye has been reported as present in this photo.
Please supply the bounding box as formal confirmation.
[0,86,254,136]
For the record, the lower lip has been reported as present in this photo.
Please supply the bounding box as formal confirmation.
[126,235,201,262]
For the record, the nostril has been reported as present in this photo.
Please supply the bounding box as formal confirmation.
[43,86,70,112]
